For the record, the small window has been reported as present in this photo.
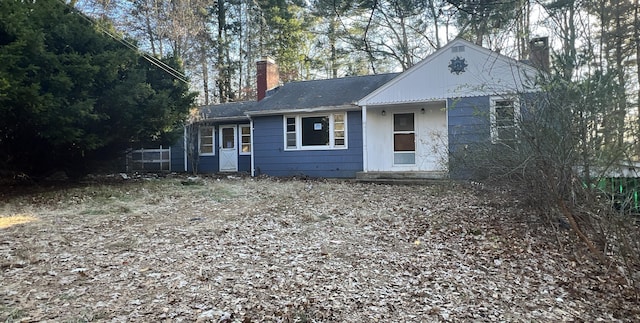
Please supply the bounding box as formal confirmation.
[286,117,296,149]
[490,97,520,143]
[334,113,345,147]
[240,125,251,154]
[222,127,235,148]
[452,45,465,53]
[284,113,347,150]
[199,126,215,155]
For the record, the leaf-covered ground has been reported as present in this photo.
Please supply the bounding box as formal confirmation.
[0,175,638,322]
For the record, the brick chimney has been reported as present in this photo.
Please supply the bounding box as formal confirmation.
[256,57,279,101]
[529,37,550,73]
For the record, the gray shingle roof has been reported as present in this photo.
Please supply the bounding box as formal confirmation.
[199,101,257,120]
[197,73,399,120]
[252,73,399,113]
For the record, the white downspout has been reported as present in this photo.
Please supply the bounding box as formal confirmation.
[445,99,450,172]
[362,105,368,172]
[249,116,255,177]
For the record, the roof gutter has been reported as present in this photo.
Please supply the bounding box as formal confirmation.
[245,104,360,117]
[195,116,251,123]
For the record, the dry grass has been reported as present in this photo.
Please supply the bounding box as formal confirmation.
[0,175,638,322]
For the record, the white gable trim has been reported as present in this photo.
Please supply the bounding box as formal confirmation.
[358,38,540,106]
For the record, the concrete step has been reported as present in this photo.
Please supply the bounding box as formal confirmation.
[355,171,449,184]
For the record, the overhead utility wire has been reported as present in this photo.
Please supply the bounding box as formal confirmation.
[57,0,190,85]
[94,25,191,85]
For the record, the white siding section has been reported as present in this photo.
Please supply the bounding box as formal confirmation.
[365,103,448,172]
[365,107,391,171]
[359,39,539,106]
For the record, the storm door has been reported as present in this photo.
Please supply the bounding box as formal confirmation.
[393,113,416,165]
[219,125,238,172]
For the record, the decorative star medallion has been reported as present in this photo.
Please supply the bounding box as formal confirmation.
[448,56,468,75]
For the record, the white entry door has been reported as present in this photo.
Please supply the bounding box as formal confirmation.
[219,125,238,172]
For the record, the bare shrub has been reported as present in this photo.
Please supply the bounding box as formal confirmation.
[452,70,640,288]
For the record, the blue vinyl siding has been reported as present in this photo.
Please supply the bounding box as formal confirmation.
[252,111,363,178]
[448,96,491,151]
[177,122,252,174]
[197,155,218,173]
[170,132,186,172]
[447,96,491,179]
[238,155,251,173]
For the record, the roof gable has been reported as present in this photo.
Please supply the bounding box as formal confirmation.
[358,38,541,106]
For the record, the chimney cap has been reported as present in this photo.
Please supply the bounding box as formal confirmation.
[530,36,549,47]
[257,56,276,64]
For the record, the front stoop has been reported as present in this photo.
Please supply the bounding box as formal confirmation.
[355,171,449,184]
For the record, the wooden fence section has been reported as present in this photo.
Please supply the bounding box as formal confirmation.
[126,146,171,172]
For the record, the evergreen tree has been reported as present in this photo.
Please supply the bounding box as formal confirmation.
[257,0,314,81]
[0,0,195,177]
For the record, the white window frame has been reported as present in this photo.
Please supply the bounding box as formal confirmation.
[283,112,348,150]
[198,126,215,156]
[239,124,251,155]
[490,96,520,144]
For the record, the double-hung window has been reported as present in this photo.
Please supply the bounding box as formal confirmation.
[284,113,347,150]
[490,97,520,144]
[199,126,215,155]
[239,125,251,154]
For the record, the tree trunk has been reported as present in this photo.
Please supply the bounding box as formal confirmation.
[363,0,378,74]
[400,14,411,69]
[613,0,627,148]
[635,0,640,157]
[428,0,441,49]
[201,47,209,105]
[517,0,530,60]
[217,0,227,102]
[145,14,157,56]
[329,16,338,78]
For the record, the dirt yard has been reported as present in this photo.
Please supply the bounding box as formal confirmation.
[0,175,638,322]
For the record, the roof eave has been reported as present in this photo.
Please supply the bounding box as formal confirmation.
[361,97,450,106]
[195,115,250,123]
[245,104,360,116]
